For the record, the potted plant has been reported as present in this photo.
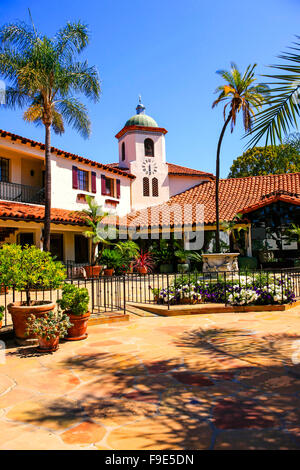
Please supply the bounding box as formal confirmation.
[174,248,190,273]
[116,240,140,273]
[0,306,4,329]
[57,283,90,340]
[100,249,124,276]
[75,195,111,278]
[151,240,173,273]
[25,311,72,352]
[133,250,154,274]
[0,244,66,343]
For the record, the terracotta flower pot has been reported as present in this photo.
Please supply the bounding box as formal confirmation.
[85,265,102,278]
[138,267,148,275]
[64,311,90,341]
[0,319,2,329]
[103,268,114,276]
[7,301,56,340]
[37,334,59,352]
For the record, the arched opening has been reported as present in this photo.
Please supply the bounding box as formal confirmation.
[121,142,125,161]
[152,177,159,197]
[143,177,150,197]
[144,138,154,157]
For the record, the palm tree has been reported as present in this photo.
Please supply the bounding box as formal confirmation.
[248,37,300,147]
[212,63,265,252]
[0,20,100,251]
[75,195,111,266]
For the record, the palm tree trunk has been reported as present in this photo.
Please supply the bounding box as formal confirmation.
[215,113,232,253]
[43,124,51,252]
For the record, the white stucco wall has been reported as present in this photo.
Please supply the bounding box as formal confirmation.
[169,175,210,197]
[0,136,132,217]
[117,130,169,210]
[50,154,132,216]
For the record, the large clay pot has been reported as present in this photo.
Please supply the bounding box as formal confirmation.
[64,311,90,341]
[37,334,59,352]
[103,268,114,276]
[85,265,102,278]
[7,301,55,340]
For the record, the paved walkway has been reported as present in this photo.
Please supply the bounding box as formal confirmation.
[1,307,300,450]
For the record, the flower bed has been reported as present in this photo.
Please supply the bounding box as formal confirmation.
[151,275,296,306]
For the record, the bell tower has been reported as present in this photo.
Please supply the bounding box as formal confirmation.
[115,98,170,210]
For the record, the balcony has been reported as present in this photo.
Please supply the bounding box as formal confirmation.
[0,181,45,205]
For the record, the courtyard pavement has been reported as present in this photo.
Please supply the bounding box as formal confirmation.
[1,307,300,449]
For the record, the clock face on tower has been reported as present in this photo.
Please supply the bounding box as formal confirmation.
[142,158,158,176]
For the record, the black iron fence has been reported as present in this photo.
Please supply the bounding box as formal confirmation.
[0,181,45,205]
[0,276,126,328]
[1,268,299,328]
[123,268,300,309]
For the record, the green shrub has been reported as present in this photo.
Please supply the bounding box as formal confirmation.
[100,249,125,270]
[26,311,72,340]
[238,256,258,270]
[0,244,66,305]
[57,283,89,316]
[0,305,4,322]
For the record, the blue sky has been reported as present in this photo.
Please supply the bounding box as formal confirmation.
[0,0,299,177]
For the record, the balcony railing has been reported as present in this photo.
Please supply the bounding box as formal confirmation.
[0,181,45,205]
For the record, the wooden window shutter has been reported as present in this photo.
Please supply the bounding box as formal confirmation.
[152,177,159,197]
[91,171,97,193]
[143,177,149,197]
[101,175,106,195]
[116,179,121,198]
[72,166,78,189]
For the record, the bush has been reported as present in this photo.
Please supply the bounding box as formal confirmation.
[0,305,4,322]
[57,283,89,316]
[238,256,258,270]
[0,244,66,305]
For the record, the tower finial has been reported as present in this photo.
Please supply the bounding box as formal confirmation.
[136,95,145,115]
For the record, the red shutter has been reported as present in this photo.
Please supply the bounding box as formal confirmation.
[91,171,96,193]
[101,175,106,195]
[116,179,120,199]
[72,166,78,189]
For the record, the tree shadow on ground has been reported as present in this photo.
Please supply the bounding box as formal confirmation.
[18,327,300,449]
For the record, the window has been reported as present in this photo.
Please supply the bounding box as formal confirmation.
[105,177,114,196]
[144,138,154,157]
[0,157,9,182]
[143,177,150,196]
[122,142,125,161]
[152,177,159,197]
[78,169,89,191]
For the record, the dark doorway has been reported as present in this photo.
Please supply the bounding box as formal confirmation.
[18,232,34,248]
[50,233,64,261]
[75,234,89,263]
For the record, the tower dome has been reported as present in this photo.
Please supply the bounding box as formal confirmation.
[125,97,158,128]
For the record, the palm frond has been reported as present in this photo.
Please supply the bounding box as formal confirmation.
[56,97,90,138]
[247,38,300,147]
[54,21,89,58]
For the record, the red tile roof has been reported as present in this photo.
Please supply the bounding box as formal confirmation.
[0,202,86,225]
[116,172,300,228]
[106,162,214,178]
[167,163,214,178]
[0,173,299,228]
[0,129,135,180]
